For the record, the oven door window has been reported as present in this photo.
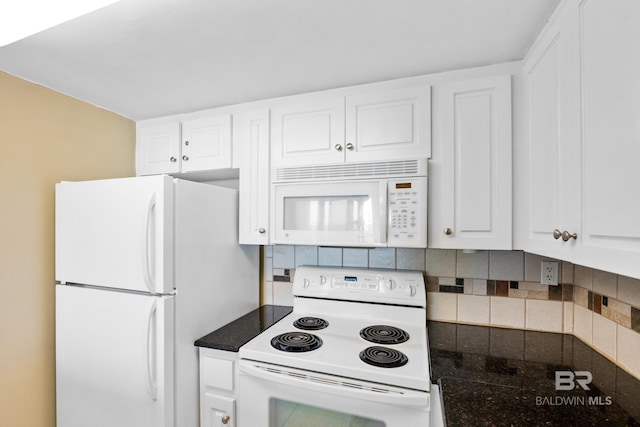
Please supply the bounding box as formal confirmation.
[271,398,384,427]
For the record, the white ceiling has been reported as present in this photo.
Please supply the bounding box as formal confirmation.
[0,0,559,121]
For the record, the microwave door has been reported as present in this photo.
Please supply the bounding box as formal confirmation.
[273,180,387,247]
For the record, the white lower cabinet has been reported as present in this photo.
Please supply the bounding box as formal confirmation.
[199,348,237,427]
[202,393,235,427]
[430,75,512,250]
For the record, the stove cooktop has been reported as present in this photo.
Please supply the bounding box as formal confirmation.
[240,305,430,391]
[239,266,430,391]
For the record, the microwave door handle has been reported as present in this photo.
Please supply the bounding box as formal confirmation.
[239,361,428,408]
[381,181,388,244]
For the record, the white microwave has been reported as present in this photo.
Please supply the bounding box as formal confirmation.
[271,160,427,248]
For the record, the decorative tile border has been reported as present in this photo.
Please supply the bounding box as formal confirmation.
[431,276,574,302]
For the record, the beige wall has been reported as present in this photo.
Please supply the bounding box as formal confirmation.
[0,71,135,427]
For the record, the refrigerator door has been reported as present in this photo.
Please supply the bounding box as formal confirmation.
[56,175,174,294]
[56,285,174,427]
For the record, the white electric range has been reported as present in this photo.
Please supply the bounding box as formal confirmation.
[238,266,435,427]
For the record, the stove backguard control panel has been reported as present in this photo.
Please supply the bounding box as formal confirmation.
[292,266,426,307]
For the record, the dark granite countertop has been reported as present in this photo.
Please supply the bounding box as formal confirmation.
[428,321,640,426]
[193,310,640,424]
[195,305,292,352]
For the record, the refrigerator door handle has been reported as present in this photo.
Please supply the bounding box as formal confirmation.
[146,300,158,401]
[142,193,156,294]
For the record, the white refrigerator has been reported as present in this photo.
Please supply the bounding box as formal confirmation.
[55,175,259,427]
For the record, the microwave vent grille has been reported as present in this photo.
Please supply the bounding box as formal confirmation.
[275,159,426,181]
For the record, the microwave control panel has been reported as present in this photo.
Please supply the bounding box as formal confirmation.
[387,177,427,247]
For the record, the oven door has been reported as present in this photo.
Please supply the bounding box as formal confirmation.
[238,360,430,427]
[272,180,387,247]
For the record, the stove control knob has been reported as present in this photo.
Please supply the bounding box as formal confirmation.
[319,275,327,286]
[385,279,396,290]
[303,279,310,288]
[405,285,416,296]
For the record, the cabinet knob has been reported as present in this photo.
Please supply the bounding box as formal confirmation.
[346,143,354,151]
[169,157,177,163]
[335,144,343,151]
[258,228,266,234]
[553,229,562,240]
[184,140,189,146]
[221,415,230,424]
[444,227,453,235]
[182,155,189,161]
[562,231,578,241]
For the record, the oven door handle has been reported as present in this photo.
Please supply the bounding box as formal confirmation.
[239,360,430,408]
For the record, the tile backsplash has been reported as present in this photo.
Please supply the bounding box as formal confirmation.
[261,246,640,381]
[263,246,426,306]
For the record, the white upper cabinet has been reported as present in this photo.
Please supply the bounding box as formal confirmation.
[270,97,345,168]
[233,109,270,245]
[136,122,181,175]
[136,113,232,176]
[345,87,431,163]
[524,0,581,260]
[271,86,430,171]
[523,0,640,278]
[576,0,640,277]
[430,75,512,250]
[181,115,232,172]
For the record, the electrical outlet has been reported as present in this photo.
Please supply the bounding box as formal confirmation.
[541,262,559,286]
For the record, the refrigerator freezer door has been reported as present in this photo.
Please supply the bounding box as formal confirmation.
[56,285,174,427]
[55,175,174,294]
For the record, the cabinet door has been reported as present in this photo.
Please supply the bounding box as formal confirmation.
[346,86,431,162]
[181,115,232,172]
[271,97,345,168]
[201,393,235,427]
[136,122,181,175]
[524,0,581,260]
[431,75,512,249]
[576,0,640,278]
[234,109,270,244]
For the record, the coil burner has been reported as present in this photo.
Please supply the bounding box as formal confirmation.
[359,325,410,345]
[270,332,323,353]
[293,317,329,331]
[359,346,409,368]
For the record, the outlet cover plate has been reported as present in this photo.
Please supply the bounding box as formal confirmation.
[541,262,559,286]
